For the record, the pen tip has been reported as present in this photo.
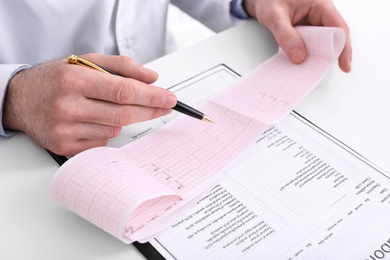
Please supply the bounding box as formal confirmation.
[202,115,213,123]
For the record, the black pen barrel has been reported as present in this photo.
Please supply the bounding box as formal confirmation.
[173,100,204,120]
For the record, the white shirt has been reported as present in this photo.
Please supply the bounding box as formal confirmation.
[0,0,246,136]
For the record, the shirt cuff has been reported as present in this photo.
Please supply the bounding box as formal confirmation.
[230,0,249,19]
[0,64,31,137]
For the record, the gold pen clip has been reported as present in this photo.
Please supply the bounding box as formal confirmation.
[67,54,111,74]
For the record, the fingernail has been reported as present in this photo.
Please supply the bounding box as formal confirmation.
[141,66,158,77]
[290,48,305,64]
[165,94,177,108]
[140,66,153,74]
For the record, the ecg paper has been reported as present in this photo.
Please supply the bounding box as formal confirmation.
[50,26,346,243]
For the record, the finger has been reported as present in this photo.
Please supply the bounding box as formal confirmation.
[338,37,352,72]
[70,67,177,109]
[65,97,173,126]
[48,121,121,145]
[81,53,158,84]
[50,138,110,157]
[314,5,352,72]
[259,6,307,64]
[68,123,122,140]
[46,123,122,156]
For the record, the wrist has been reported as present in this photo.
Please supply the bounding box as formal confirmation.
[0,65,30,136]
[3,68,28,132]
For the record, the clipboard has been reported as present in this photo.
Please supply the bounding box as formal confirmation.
[46,60,389,259]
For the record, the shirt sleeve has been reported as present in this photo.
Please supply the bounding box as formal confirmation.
[230,0,249,19]
[171,0,244,33]
[0,65,30,137]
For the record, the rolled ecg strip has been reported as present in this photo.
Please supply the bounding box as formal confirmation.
[212,26,346,125]
[50,26,345,243]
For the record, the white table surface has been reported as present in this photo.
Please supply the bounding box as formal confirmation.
[1,0,389,259]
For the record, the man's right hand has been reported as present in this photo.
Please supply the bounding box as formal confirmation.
[2,54,177,156]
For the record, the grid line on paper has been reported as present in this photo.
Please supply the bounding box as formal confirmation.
[211,27,343,126]
[51,148,180,239]
[212,56,331,125]
[119,103,267,236]
[124,102,266,196]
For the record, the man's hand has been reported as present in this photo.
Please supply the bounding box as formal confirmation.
[3,54,177,156]
[244,0,352,72]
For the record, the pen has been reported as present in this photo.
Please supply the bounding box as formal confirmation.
[68,55,213,123]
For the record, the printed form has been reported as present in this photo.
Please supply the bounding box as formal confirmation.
[151,110,390,259]
[147,65,390,260]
